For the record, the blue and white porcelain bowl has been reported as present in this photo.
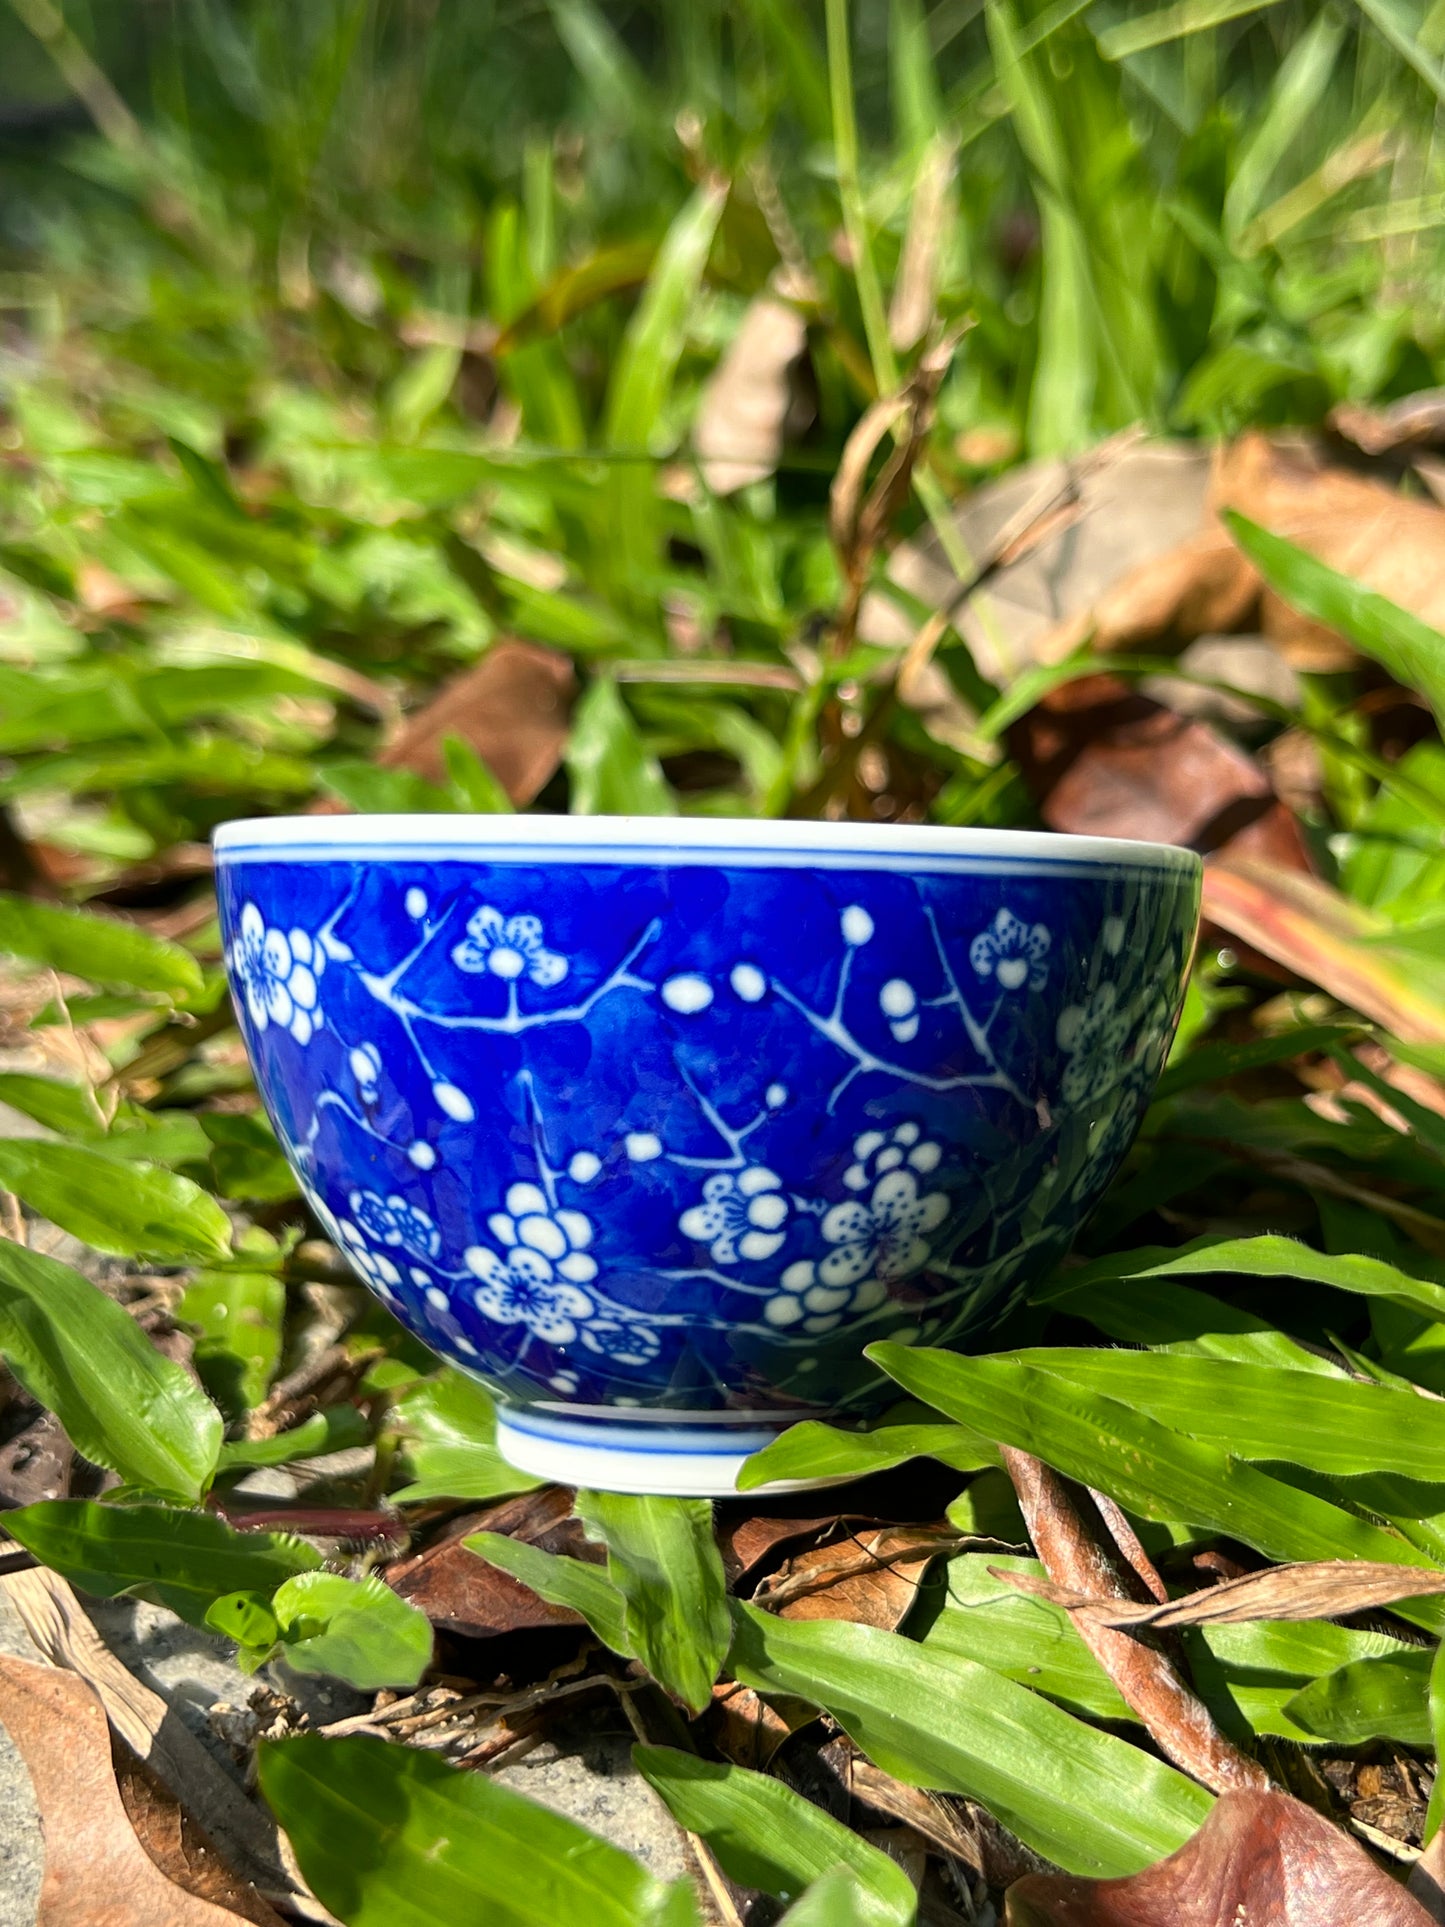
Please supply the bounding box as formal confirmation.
[215,816,1201,1494]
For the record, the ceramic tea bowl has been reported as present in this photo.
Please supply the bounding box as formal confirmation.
[215,816,1201,1494]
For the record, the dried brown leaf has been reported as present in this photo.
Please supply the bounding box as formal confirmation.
[377,638,574,805]
[387,1485,603,1636]
[705,1680,817,1770]
[1009,675,1311,874]
[1003,1788,1437,1926]
[716,1510,847,1587]
[0,1556,285,1893]
[1029,432,1445,673]
[694,293,808,494]
[888,136,955,353]
[114,1746,285,1927]
[1331,388,1445,458]
[0,1655,268,1927]
[754,1523,956,1632]
[991,1559,1445,1631]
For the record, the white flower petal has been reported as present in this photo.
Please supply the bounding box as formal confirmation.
[518,1213,567,1260]
[746,1192,788,1232]
[506,1182,549,1218]
[853,1131,885,1161]
[764,1294,804,1328]
[908,1141,941,1173]
[288,929,313,965]
[288,963,318,1010]
[844,1163,868,1191]
[738,1166,781,1197]
[738,1229,785,1262]
[558,1251,597,1283]
[488,1213,517,1246]
[780,1260,815,1290]
[555,1209,592,1249]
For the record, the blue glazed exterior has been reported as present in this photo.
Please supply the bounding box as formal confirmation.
[215,824,1199,1430]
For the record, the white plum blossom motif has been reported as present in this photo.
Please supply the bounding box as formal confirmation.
[451,907,567,988]
[764,1264,887,1335]
[970,909,1050,993]
[581,1319,662,1368]
[231,904,324,1044]
[822,1125,948,1284]
[334,1218,403,1302]
[1056,983,1134,1105]
[465,1183,596,1345]
[347,1188,441,1261]
[678,1167,790,1265]
[842,1121,942,1192]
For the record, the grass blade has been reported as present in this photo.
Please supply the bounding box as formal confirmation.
[1224,510,1445,730]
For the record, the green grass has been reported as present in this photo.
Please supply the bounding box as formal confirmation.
[1,2,1445,1917]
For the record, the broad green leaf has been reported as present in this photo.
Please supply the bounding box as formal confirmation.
[206,1590,281,1655]
[0,1139,232,1262]
[1429,1640,1445,1841]
[1283,1649,1433,1746]
[635,1746,916,1924]
[566,676,674,816]
[870,1347,1445,1629]
[391,1369,543,1505]
[320,762,453,814]
[1223,512,1445,730]
[918,1554,1414,1742]
[0,1239,221,1499]
[217,1406,368,1470]
[463,1535,631,1654]
[3,1499,318,1627]
[1039,1272,1342,1374]
[1038,1236,1445,1325]
[200,1112,300,1201]
[917,1555,1133,1723]
[271,1573,433,1691]
[778,1868,890,1926]
[259,1733,700,1927]
[729,1605,1213,1877]
[0,895,203,997]
[0,1073,109,1136]
[442,735,513,813]
[574,1492,731,1713]
[738,1419,997,1491]
[0,1078,212,1168]
[179,1271,285,1416]
[1008,1349,1445,1481]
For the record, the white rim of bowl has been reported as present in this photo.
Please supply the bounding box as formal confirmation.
[212,814,1201,872]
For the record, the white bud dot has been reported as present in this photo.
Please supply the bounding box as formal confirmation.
[568,1151,601,1183]
[625,1132,662,1162]
[433,1082,474,1122]
[661,974,713,1014]
[408,1141,437,1170]
[841,905,874,946]
[880,978,916,1018]
[766,1083,787,1109]
[731,963,766,1003]
[405,887,428,919]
